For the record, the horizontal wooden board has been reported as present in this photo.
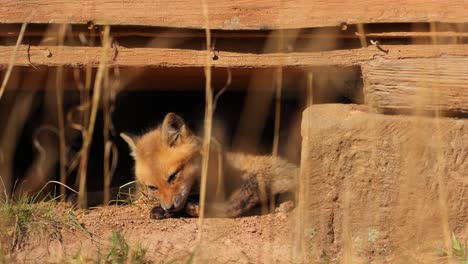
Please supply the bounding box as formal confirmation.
[0,45,467,68]
[0,0,467,29]
[363,57,468,115]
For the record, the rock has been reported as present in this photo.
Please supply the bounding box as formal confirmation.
[299,104,468,259]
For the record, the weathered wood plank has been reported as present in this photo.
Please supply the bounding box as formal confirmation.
[0,0,467,29]
[300,104,468,260]
[363,57,468,115]
[0,44,467,68]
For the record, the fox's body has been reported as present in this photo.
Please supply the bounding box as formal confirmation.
[121,113,297,218]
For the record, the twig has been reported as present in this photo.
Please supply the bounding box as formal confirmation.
[0,22,28,100]
[370,39,389,54]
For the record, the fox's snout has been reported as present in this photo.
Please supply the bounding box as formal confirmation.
[160,188,188,212]
[160,202,175,212]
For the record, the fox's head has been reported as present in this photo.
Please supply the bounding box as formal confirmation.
[121,113,202,213]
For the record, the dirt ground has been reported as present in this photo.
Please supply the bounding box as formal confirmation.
[8,200,456,264]
[8,201,304,264]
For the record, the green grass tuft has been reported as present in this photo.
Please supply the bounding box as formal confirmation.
[101,231,148,264]
[435,232,468,264]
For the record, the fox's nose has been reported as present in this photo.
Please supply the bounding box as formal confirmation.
[162,203,174,212]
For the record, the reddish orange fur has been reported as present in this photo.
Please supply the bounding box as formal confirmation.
[134,128,201,211]
[122,112,298,218]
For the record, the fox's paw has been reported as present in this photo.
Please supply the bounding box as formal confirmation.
[185,202,199,217]
[225,206,242,218]
[150,206,170,220]
[225,179,261,218]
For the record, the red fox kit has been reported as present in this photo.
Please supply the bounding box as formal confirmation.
[121,113,297,219]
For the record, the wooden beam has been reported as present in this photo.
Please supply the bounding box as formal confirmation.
[0,45,467,68]
[0,0,467,29]
[363,57,468,115]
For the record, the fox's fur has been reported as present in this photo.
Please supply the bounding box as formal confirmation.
[121,113,297,219]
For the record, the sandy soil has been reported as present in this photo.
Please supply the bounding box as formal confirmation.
[9,201,303,264]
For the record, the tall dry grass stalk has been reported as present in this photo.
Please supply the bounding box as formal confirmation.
[83,27,96,131]
[261,29,285,264]
[103,67,111,204]
[78,25,111,209]
[102,68,112,204]
[55,24,68,201]
[0,23,27,100]
[198,0,213,244]
[101,67,119,205]
[272,30,284,158]
[429,21,452,260]
[306,73,313,107]
[304,72,313,258]
[292,71,315,263]
[212,69,231,199]
[356,23,367,48]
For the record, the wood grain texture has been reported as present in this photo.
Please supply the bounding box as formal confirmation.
[363,57,468,115]
[0,0,467,29]
[1,44,467,68]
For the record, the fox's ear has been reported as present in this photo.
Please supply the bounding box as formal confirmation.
[161,112,188,147]
[120,133,138,157]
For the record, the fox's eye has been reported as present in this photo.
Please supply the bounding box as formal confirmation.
[147,185,158,191]
[167,169,180,185]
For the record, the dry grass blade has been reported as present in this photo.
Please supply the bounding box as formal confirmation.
[78,25,111,209]
[38,180,79,195]
[357,23,367,48]
[83,26,96,132]
[430,21,452,261]
[272,67,282,157]
[55,24,68,201]
[272,30,284,157]
[0,22,27,100]
[198,0,213,244]
[306,73,313,107]
[103,67,111,204]
[212,68,231,114]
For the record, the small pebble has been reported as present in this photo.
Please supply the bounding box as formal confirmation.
[247,228,256,233]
